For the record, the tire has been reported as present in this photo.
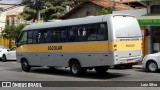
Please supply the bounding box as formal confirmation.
[21,59,31,72]
[70,61,86,76]
[2,55,7,62]
[94,66,109,74]
[147,61,158,72]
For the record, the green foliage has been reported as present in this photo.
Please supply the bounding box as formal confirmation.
[22,0,31,5]
[21,0,82,21]
[97,7,113,15]
[21,9,37,20]
[41,2,65,21]
[2,24,26,40]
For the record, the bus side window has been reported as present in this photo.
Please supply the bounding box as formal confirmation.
[59,28,67,42]
[52,30,57,42]
[99,23,108,40]
[28,31,33,44]
[46,30,53,43]
[38,30,46,43]
[85,24,98,41]
[56,30,61,42]
[78,29,83,41]
[33,30,38,43]
[52,29,63,43]
[68,26,79,42]
[87,23,108,41]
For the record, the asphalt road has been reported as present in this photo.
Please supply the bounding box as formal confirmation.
[0,61,160,90]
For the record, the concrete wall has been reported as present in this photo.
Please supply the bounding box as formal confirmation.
[64,3,102,19]
[113,8,147,17]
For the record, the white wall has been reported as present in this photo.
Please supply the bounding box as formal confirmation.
[0,12,7,34]
[112,8,147,17]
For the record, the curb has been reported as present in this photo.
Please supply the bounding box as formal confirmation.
[132,65,143,69]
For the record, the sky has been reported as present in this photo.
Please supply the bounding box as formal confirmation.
[0,0,22,4]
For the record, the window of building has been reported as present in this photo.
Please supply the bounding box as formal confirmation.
[6,20,9,25]
[151,5,160,14]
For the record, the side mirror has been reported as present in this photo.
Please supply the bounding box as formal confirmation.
[7,49,10,52]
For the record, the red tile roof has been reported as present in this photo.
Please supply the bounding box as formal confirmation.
[119,0,137,3]
[60,0,134,19]
[90,0,134,10]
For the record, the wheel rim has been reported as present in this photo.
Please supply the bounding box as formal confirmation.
[22,62,28,70]
[149,63,157,72]
[72,64,79,74]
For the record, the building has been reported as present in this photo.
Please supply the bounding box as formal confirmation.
[5,8,25,26]
[117,0,145,9]
[60,0,134,19]
[137,0,160,55]
[0,4,25,47]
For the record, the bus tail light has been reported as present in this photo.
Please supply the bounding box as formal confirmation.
[114,44,117,47]
[141,43,143,55]
[114,44,117,51]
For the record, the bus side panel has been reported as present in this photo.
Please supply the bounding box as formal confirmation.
[16,42,116,67]
[46,52,114,67]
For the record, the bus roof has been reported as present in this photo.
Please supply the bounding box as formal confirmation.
[23,14,133,31]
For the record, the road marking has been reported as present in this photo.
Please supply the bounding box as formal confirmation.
[11,62,18,64]
[3,62,17,64]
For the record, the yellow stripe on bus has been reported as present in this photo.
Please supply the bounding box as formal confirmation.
[16,41,142,53]
[109,41,142,51]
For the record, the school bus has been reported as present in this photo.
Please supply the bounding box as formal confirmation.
[16,14,142,76]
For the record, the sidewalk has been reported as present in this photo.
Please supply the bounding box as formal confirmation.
[132,65,143,69]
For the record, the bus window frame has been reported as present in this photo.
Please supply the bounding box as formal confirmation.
[19,22,108,45]
[17,31,28,47]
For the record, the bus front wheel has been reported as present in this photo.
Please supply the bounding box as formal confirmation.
[21,59,31,72]
[70,61,86,76]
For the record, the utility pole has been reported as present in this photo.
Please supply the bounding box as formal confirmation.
[113,0,116,11]
[36,0,41,21]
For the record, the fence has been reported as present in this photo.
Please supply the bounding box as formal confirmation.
[0,38,15,48]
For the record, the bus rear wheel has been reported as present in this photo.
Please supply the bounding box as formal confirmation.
[94,66,109,74]
[21,59,31,72]
[70,61,86,76]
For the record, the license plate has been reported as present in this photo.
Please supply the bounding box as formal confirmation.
[127,60,134,63]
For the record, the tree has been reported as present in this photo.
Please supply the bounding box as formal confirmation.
[21,0,83,21]
[2,24,26,48]
[97,7,113,15]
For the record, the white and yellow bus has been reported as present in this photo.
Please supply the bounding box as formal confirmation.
[16,14,142,76]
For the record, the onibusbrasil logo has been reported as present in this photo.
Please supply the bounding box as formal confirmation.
[2,82,42,87]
